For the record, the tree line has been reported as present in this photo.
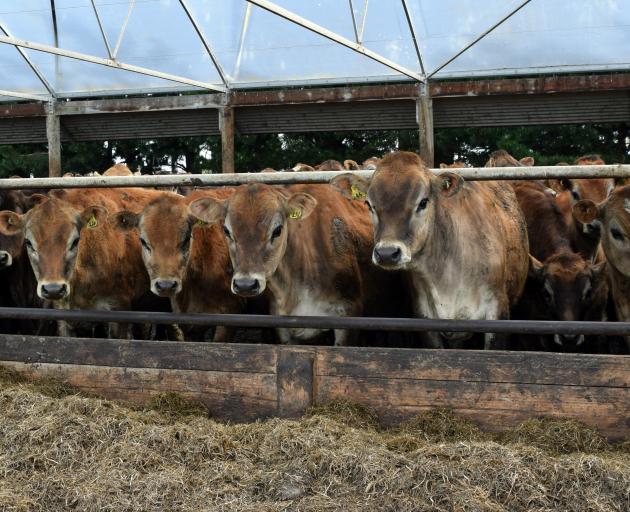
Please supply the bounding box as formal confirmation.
[0,123,628,178]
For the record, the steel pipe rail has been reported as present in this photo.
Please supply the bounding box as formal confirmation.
[0,165,629,190]
[1,307,630,336]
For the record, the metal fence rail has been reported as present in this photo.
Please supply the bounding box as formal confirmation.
[0,164,629,190]
[1,307,629,336]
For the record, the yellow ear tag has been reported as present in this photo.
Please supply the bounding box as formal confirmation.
[350,185,366,200]
[87,215,98,229]
[196,219,208,227]
[288,208,302,220]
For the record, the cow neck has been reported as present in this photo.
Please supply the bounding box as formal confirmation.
[266,220,319,308]
[606,260,630,320]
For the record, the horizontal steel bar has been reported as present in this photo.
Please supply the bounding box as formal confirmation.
[0,307,629,336]
[0,89,49,102]
[0,165,628,190]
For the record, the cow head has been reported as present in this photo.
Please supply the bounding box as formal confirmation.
[189,184,317,297]
[561,178,615,240]
[0,190,37,269]
[114,193,199,298]
[331,151,462,270]
[529,253,607,347]
[0,197,107,300]
[574,186,630,276]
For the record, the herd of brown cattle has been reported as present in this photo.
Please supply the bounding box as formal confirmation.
[0,151,627,354]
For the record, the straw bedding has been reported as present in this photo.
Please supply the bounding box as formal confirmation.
[0,367,628,511]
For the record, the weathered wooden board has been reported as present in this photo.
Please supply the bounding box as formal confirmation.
[0,335,628,440]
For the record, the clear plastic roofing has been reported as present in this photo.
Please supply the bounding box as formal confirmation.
[0,0,628,101]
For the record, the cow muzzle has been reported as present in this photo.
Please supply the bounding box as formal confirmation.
[152,278,182,297]
[554,333,585,347]
[38,281,69,300]
[0,251,12,269]
[372,242,410,269]
[232,273,265,297]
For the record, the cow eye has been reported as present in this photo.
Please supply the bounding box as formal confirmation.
[611,227,624,241]
[222,225,232,240]
[417,198,429,212]
[571,190,580,201]
[583,283,593,301]
[271,225,283,240]
[70,237,80,251]
[542,285,553,303]
[140,237,151,251]
[25,238,33,250]
[365,200,373,213]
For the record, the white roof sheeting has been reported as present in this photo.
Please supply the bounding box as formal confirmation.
[0,0,628,100]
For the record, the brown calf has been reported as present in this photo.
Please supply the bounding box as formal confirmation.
[114,189,243,342]
[512,182,607,351]
[574,186,630,353]
[332,151,529,349]
[189,183,389,346]
[0,189,154,338]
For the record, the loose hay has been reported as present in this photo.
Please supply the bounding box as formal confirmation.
[0,378,628,512]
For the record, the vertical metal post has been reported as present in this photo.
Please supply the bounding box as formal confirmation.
[220,107,235,174]
[417,84,434,167]
[46,99,61,177]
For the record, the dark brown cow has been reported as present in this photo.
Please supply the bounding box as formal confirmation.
[189,183,391,346]
[332,151,529,349]
[0,188,156,338]
[553,155,613,261]
[574,186,630,353]
[512,182,607,351]
[114,189,243,342]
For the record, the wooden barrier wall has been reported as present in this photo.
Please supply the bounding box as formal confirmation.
[0,335,628,440]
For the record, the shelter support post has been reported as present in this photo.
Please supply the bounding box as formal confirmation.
[220,107,235,174]
[417,87,434,167]
[46,100,61,177]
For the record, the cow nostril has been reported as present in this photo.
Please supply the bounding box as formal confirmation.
[41,283,67,299]
[375,246,402,264]
[155,280,178,293]
[0,253,8,266]
[233,278,260,296]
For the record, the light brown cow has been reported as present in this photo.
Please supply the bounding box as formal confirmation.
[343,160,360,170]
[0,189,155,338]
[439,160,466,169]
[103,163,134,176]
[332,151,529,349]
[189,183,393,346]
[362,157,381,170]
[113,189,243,342]
[574,186,630,353]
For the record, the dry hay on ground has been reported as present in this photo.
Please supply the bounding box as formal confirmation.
[0,368,628,512]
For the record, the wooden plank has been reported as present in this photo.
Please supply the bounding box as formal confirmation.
[46,106,61,177]
[3,361,277,421]
[220,107,235,174]
[417,92,434,167]
[276,349,314,418]
[316,375,630,440]
[0,335,278,374]
[315,347,630,388]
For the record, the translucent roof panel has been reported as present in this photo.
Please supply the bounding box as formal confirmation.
[0,0,628,99]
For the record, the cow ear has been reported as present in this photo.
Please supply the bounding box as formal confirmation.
[285,193,317,221]
[436,172,463,198]
[0,211,24,236]
[573,200,600,224]
[189,197,227,225]
[520,156,535,166]
[25,193,47,210]
[343,159,360,170]
[112,210,139,230]
[528,255,544,280]
[329,173,369,201]
[80,205,108,230]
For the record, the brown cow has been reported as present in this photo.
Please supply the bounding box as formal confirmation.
[331,151,529,349]
[553,155,613,261]
[343,160,360,170]
[512,182,607,351]
[113,190,243,342]
[315,160,344,171]
[0,189,154,338]
[574,186,630,353]
[103,163,134,176]
[362,157,381,169]
[439,160,466,169]
[189,183,394,346]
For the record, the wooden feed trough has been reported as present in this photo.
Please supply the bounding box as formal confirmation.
[0,334,628,440]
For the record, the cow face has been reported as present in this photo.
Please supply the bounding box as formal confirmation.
[575,187,630,275]
[331,151,462,270]
[0,190,33,269]
[190,184,317,297]
[0,198,107,300]
[529,253,606,347]
[115,194,196,298]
